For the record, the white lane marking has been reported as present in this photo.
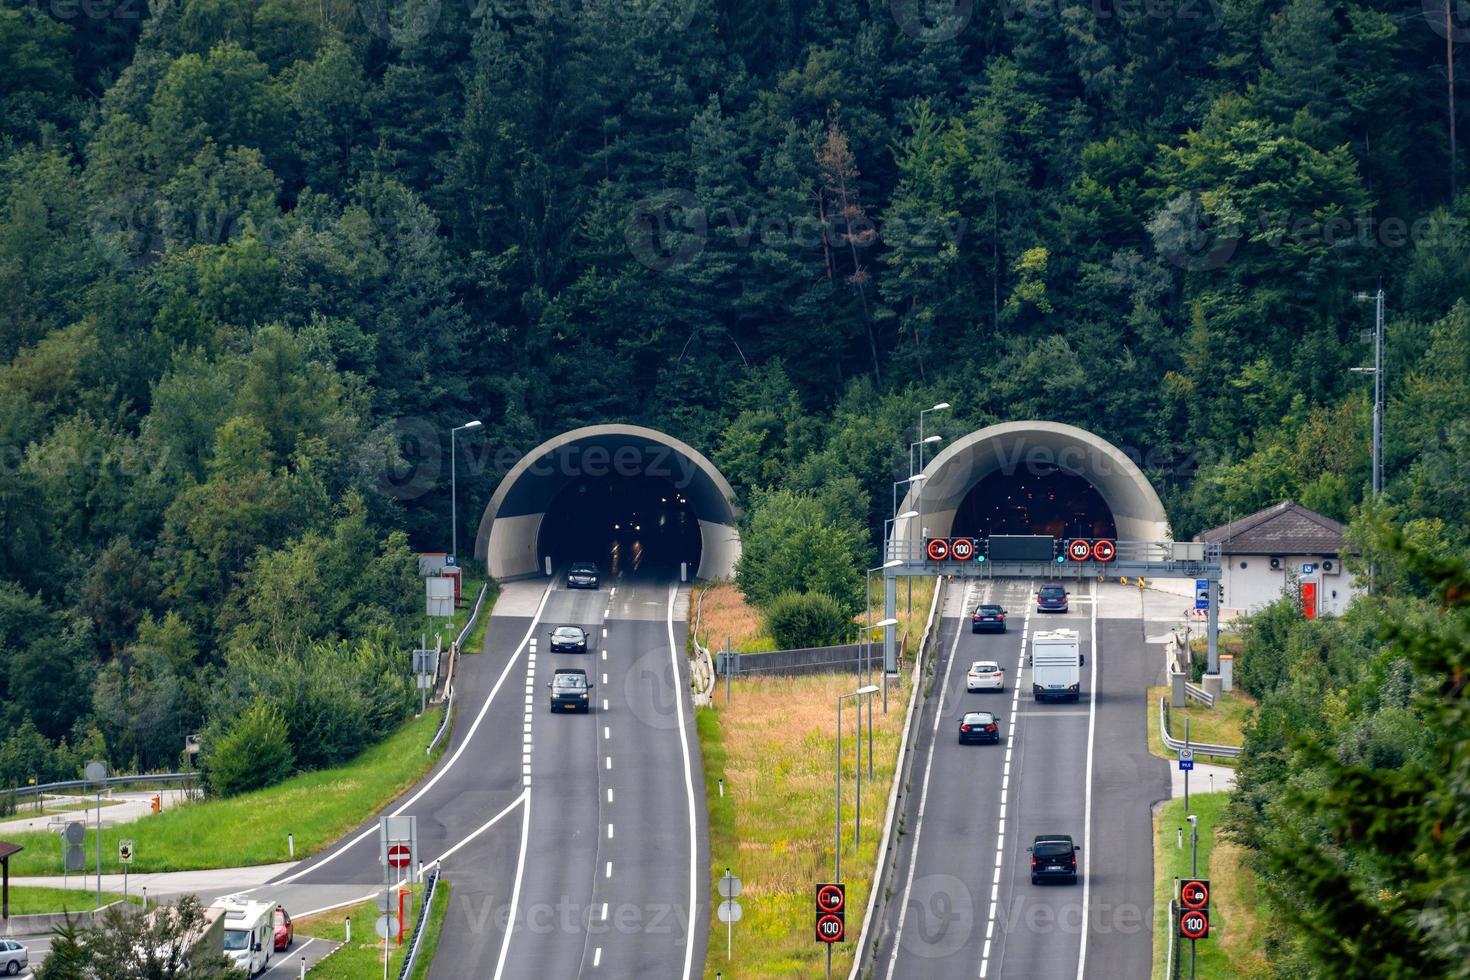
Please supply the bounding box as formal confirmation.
[602,650,608,661]
[884,582,973,980]
[607,788,614,803]
[979,584,1030,980]
[435,791,526,864]
[600,902,609,921]
[594,947,602,967]
[607,823,614,839]
[603,726,610,740]
[666,582,699,980]
[602,673,608,685]
[266,580,555,888]
[602,699,609,711]
[605,757,612,770]
[606,862,612,878]
[1076,580,1099,980]
[493,784,532,980]
[602,628,608,638]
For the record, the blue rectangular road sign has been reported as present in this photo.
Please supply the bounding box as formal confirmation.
[1179,758,1195,771]
[1195,578,1210,610]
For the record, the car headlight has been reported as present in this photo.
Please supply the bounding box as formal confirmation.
[579,691,588,699]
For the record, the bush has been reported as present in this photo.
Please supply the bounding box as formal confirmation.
[202,698,294,798]
[763,591,850,650]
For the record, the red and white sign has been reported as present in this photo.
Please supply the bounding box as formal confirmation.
[951,538,975,561]
[816,912,844,943]
[1091,539,1116,562]
[1179,908,1209,940]
[1068,539,1092,561]
[387,844,412,869]
[1180,879,1209,910]
[926,538,951,561]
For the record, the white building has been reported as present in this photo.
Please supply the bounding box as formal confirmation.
[1197,501,1365,617]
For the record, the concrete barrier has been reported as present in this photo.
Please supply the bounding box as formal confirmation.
[3,900,129,937]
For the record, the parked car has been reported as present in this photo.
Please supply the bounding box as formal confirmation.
[566,563,600,589]
[549,626,588,653]
[1036,583,1069,613]
[966,660,1005,692]
[957,711,1001,744]
[0,939,28,976]
[1028,834,1080,884]
[971,604,1008,633]
[274,906,293,951]
[548,669,593,712]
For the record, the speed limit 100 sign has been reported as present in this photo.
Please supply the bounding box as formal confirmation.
[1179,908,1209,940]
[816,912,845,944]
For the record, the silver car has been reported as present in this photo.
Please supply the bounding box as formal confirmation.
[0,939,28,976]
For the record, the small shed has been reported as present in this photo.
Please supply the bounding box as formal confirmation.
[1197,501,1364,616]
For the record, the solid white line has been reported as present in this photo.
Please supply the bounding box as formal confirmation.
[666,582,699,980]
[266,580,555,887]
[493,788,532,980]
[435,791,526,864]
[1075,581,1099,980]
[884,583,971,980]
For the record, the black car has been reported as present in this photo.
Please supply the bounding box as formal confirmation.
[548,669,593,712]
[1028,834,1080,884]
[971,604,1008,633]
[957,711,1001,744]
[1036,583,1069,613]
[549,626,588,653]
[566,562,600,589]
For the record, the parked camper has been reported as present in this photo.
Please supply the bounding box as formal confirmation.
[210,897,275,976]
[1030,628,1083,702]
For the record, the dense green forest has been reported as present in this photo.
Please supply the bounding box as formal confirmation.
[3,0,1470,970]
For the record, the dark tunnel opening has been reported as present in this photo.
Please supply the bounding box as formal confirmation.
[538,474,703,578]
[951,465,1117,540]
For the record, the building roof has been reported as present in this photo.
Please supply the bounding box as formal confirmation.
[1196,501,1348,555]
[0,840,23,861]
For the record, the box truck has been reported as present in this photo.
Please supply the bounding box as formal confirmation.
[1031,628,1083,702]
[211,896,275,976]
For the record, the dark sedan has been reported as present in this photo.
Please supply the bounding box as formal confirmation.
[971,604,1008,633]
[1036,583,1069,613]
[549,626,588,653]
[1028,834,1080,884]
[957,711,1001,744]
[566,562,600,589]
[548,669,593,712]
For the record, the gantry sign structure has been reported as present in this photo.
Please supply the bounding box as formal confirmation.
[880,535,1225,673]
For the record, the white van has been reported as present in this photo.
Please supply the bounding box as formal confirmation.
[1030,628,1083,702]
[210,897,275,976]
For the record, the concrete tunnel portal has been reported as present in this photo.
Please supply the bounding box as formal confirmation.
[474,425,742,582]
[894,421,1171,552]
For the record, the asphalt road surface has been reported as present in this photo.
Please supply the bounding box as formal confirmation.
[257,566,708,980]
[870,578,1169,980]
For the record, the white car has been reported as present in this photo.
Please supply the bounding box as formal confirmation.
[966,660,1005,692]
[0,939,28,976]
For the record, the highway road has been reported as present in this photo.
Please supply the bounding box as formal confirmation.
[253,565,707,980]
[869,578,1169,980]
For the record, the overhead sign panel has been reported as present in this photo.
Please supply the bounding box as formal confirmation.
[988,535,1056,562]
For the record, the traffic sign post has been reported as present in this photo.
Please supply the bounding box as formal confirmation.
[815,882,845,979]
[1195,578,1210,610]
[379,815,417,884]
[717,869,742,961]
[118,840,134,901]
[1179,907,1208,939]
[1178,746,1194,771]
[1180,878,1209,910]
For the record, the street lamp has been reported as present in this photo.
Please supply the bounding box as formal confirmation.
[908,435,942,478]
[892,475,928,559]
[1350,288,1385,497]
[917,402,950,471]
[882,510,919,565]
[450,420,483,562]
[835,685,881,879]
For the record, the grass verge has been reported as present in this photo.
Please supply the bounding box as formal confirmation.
[6,712,444,876]
[2,886,137,915]
[294,883,425,980]
[1146,687,1252,767]
[408,878,451,980]
[692,581,777,653]
[1150,793,1267,979]
[699,671,914,978]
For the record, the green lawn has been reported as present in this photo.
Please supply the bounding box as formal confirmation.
[408,878,451,980]
[427,574,497,655]
[5,712,444,876]
[1151,793,1266,979]
[698,671,914,978]
[295,883,429,979]
[1147,687,1251,767]
[2,886,136,915]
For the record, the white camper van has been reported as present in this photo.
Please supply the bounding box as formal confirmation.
[1030,628,1083,702]
[211,896,275,976]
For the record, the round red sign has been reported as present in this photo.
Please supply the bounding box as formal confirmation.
[1181,880,1209,910]
[1091,539,1116,562]
[817,884,844,913]
[816,912,845,944]
[926,538,951,561]
[387,844,412,869]
[951,538,974,560]
[1179,910,1208,940]
[1068,539,1092,561]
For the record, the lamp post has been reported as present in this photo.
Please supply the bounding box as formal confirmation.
[1351,289,1386,497]
[835,685,880,877]
[892,476,928,561]
[450,420,483,563]
[908,435,942,480]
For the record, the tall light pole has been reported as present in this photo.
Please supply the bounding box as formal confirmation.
[917,402,950,473]
[450,420,483,562]
[1351,289,1386,497]
[835,685,880,876]
[908,435,942,480]
[892,475,928,561]
[915,403,948,616]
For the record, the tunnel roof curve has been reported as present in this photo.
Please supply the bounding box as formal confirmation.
[473,423,742,581]
[894,420,1171,548]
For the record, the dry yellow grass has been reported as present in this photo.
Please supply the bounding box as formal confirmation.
[701,671,913,978]
[692,581,773,652]
[1211,839,1269,977]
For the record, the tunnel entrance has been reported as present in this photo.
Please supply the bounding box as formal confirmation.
[538,474,702,577]
[474,424,742,581]
[952,466,1117,540]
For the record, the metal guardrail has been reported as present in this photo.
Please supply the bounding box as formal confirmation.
[396,864,441,980]
[1158,698,1242,758]
[1183,682,1216,707]
[6,772,197,801]
[453,582,490,652]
